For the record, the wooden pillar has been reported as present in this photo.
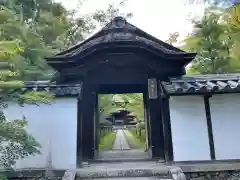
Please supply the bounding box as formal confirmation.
[143,92,151,152]
[204,95,216,160]
[81,81,95,160]
[76,86,83,167]
[148,78,164,159]
[161,94,174,162]
[94,93,99,157]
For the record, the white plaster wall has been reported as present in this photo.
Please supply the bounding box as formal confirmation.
[3,98,77,169]
[210,94,240,160]
[170,96,211,161]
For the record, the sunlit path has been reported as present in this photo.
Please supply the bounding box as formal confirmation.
[112,130,130,150]
[97,129,150,161]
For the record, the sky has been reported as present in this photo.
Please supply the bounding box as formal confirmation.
[54,0,205,41]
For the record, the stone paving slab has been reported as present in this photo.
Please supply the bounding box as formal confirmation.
[76,163,170,178]
[95,178,172,180]
[90,161,164,169]
[62,170,76,180]
[75,162,187,179]
[168,167,186,180]
[98,149,150,161]
[112,130,130,150]
[98,129,149,162]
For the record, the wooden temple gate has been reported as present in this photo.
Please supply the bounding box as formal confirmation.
[46,17,196,165]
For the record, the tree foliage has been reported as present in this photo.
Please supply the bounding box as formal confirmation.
[99,94,144,122]
[182,12,232,74]
[0,0,132,170]
[182,4,240,74]
[0,39,54,169]
[0,0,131,81]
[185,0,238,7]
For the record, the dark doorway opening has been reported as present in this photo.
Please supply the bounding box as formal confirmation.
[97,91,150,161]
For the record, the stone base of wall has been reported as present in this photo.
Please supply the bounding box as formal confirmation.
[185,170,240,180]
[4,161,240,180]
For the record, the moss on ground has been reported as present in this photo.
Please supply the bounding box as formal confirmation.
[99,131,117,151]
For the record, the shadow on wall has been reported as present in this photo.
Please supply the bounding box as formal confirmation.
[170,94,240,161]
[4,98,78,169]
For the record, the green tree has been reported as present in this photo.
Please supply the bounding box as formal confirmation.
[92,0,133,26]
[0,0,133,170]
[0,40,53,169]
[120,94,144,121]
[182,11,234,74]
[99,93,144,121]
[0,0,132,81]
[183,2,240,74]
[0,5,56,81]
[224,3,240,71]
[185,0,237,7]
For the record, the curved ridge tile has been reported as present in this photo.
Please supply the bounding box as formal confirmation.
[206,81,219,91]
[173,83,183,92]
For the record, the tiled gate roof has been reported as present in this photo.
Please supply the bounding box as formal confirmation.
[22,74,240,96]
[162,74,240,95]
[23,82,81,96]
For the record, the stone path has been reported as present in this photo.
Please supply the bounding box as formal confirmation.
[77,129,187,179]
[98,149,150,161]
[97,129,150,161]
[112,130,131,150]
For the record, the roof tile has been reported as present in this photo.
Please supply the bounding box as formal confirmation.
[162,74,240,94]
[21,74,240,96]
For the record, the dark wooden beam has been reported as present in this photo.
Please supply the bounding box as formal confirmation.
[148,78,165,159]
[148,99,164,159]
[143,92,151,153]
[81,81,95,160]
[161,95,174,162]
[94,93,99,157]
[159,82,174,162]
[97,84,146,94]
[60,52,185,77]
[76,88,83,167]
[204,95,216,160]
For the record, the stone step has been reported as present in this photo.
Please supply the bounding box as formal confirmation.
[76,167,171,179]
[95,177,173,180]
[75,162,186,180]
[93,158,162,163]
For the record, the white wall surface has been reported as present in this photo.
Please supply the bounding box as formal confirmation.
[4,98,77,169]
[170,96,211,161]
[210,94,240,160]
[4,93,239,168]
